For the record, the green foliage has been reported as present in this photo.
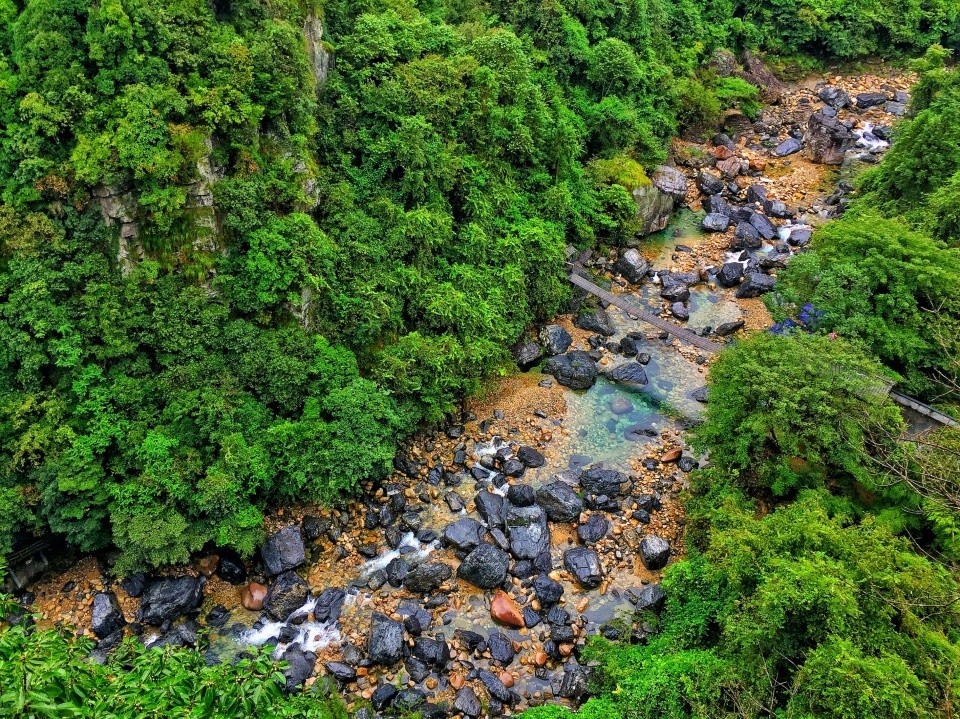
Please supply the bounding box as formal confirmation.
[559,489,960,719]
[0,616,347,718]
[692,333,903,495]
[768,213,960,396]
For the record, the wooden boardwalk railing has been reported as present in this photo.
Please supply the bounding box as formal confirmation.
[568,272,723,354]
[569,270,959,429]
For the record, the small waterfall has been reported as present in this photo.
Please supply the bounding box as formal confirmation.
[239,595,342,655]
[854,122,889,152]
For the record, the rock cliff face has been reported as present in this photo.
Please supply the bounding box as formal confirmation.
[304,15,333,87]
[632,165,688,235]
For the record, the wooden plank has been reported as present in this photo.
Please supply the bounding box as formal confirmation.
[568,273,723,354]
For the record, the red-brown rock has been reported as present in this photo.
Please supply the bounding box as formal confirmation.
[241,582,267,611]
[660,448,682,463]
[490,590,524,628]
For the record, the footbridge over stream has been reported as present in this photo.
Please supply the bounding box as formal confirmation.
[567,266,959,431]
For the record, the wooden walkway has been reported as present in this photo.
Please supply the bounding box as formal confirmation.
[568,270,959,429]
[568,272,723,354]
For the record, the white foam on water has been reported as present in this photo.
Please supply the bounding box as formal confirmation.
[239,595,342,654]
[360,531,437,575]
[854,122,889,152]
[723,251,750,268]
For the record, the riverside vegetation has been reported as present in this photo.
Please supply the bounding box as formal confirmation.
[1,0,960,717]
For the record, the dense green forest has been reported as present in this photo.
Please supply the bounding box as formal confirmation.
[2,0,960,716]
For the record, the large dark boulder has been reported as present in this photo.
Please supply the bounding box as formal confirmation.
[716,262,744,288]
[856,91,888,109]
[91,592,125,639]
[535,481,583,523]
[326,661,357,683]
[631,583,667,612]
[543,351,598,390]
[264,571,309,620]
[412,636,450,668]
[714,319,745,337]
[749,212,776,240]
[605,362,648,389]
[517,446,545,468]
[140,576,203,626]
[702,213,730,232]
[505,504,550,560]
[696,170,725,195]
[533,574,564,606]
[735,272,776,298]
[261,527,305,577]
[577,514,610,545]
[488,631,515,665]
[512,340,543,368]
[580,467,626,496]
[660,283,691,302]
[614,248,651,284]
[368,613,404,666]
[458,543,509,589]
[455,687,483,717]
[539,325,572,356]
[443,518,483,553]
[403,562,452,594]
[281,644,317,692]
[574,308,615,336]
[563,547,603,589]
[818,84,851,109]
[314,587,346,622]
[640,535,671,570]
[216,548,247,585]
[803,110,853,165]
[475,489,505,529]
[731,222,761,250]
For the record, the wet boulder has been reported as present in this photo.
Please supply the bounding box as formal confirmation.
[475,489,505,529]
[443,518,483,553]
[314,587,346,622]
[216,548,247,585]
[574,308,615,336]
[773,137,802,157]
[505,504,550,560]
[580,467,626,497]
[856,91,888,109]
[512,340,543,369]
[651,165,687,201]
[326,661,357,683]
[281,644,316,692]
[716,262,744,288]
[731,222,761,250]
[605,362,648,389]
[479,670,514,704]
[372,684,399,710]
[818,85,851,109]
[704,194,731,215]
[614,248,651,284]
[557,667,591,700]
[533,574,564,606]
[577,514,610,545]
[660,283,690,302]
[746,184,768,205]
[458,543,509,589]
[630,583,667,613]
[735,272,776,299]
[543,351,598,390]
[640,535,671,570]
[564,547,603,589]
[702,213,730,232]
[368,613,405,666]
[535,481,583,523]
[139,576,203,626]
[488,631,515,665]
[763,198,793,219]
[264,571,309,620]
[261,526,305,577]
[749,212,777,240]
[517,446,545,468]
[412,636,450,668]
[670,302,689,321]
[506,483,536,507]
[714,319,745,337]
[386,557,410,587]
[404,562,453,594]
[803,111,853,165]
[539,325,572,356]
[696,170,725,195]
[455,687,483,717]
[91,592,125,639]
[631,177,677,235]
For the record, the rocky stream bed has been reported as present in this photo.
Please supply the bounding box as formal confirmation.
[22,65,914,718]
